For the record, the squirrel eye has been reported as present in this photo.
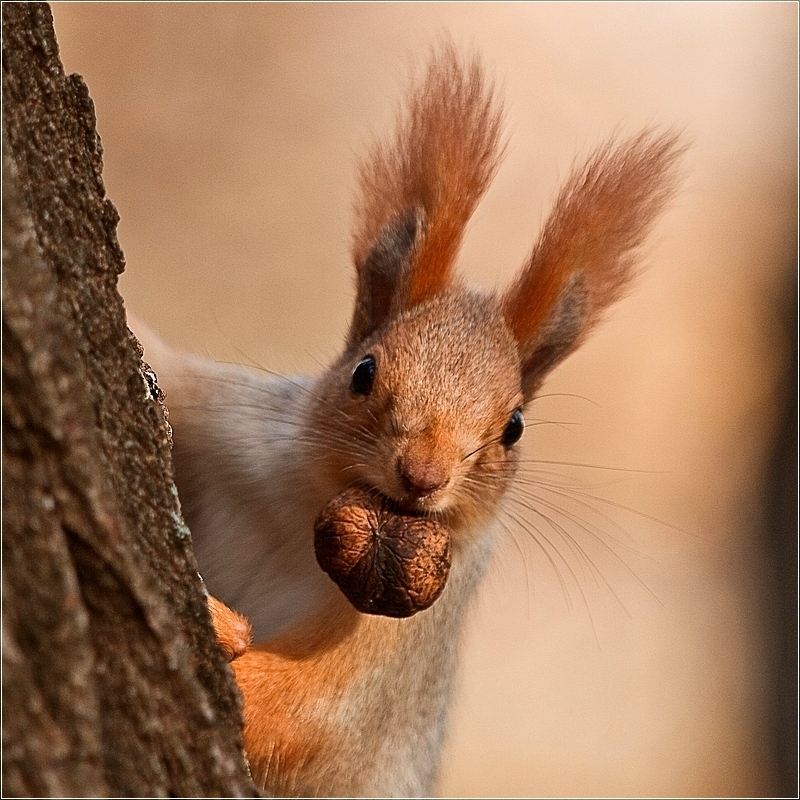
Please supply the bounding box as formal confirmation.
[501,408,524,448]
[350,354,376,396]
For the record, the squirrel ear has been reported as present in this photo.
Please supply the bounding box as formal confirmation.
[349,43,503,343]
[347,208,423,345]
[503,130,684,400]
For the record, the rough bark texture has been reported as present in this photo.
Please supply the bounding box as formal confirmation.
[2,4,259,796]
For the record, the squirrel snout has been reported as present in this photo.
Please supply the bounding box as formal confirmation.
[396,433,454,498]
[398,458,449,497]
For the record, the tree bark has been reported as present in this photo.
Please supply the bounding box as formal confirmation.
[2,3,259,796]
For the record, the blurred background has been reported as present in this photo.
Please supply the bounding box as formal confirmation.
[51,3,796,796]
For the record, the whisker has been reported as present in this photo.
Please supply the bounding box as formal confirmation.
[494,514,534,618]
[506,491,642,613]
[514,469,705,545]
[512,479,642,550]
[502,506,575,615]
[503,506,602,645]
[529,392,602,408]
[462,436,503,463]
[515,458,668,475]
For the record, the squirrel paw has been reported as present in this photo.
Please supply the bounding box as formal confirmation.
[207,595,252,661]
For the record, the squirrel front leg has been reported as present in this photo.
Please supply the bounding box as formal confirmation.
[206,582,452,798]
[205,595,338,795]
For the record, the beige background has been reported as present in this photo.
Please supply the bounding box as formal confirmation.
[51,3,796,796]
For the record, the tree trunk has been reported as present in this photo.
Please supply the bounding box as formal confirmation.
[2,3,259,795]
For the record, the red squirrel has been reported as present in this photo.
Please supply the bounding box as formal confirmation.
[132,44,682,797]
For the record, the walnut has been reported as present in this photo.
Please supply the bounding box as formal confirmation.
[313,486,451,618]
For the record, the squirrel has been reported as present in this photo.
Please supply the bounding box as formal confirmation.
[131,44,682,798]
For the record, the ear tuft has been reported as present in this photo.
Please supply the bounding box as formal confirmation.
[348,208,423,345]
[503,129,685,397]
[350,42,504,339]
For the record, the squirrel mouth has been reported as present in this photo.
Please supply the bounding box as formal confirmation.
[350,484,434,518]
[340,471,452,517]
[371,484,448,517]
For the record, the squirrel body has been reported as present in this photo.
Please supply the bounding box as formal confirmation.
[150,293,508,794]
[134,45,682,797]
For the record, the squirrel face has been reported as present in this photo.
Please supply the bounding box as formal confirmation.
[308,290,523,534]
[305,46,681,549]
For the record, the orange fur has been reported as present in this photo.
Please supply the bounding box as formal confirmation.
[352,44,504,310]
[207,595,252,661]
[502,130,684,393]
[230,598,411,795]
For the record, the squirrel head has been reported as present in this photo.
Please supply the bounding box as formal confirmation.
[308,44,683,541]
[312,287,523,531]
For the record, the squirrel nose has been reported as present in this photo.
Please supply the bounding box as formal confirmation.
[400,462,447,495]
[399,462,448,496]
[397,453,449,497]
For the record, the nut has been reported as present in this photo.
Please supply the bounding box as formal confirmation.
[313,486,451,618]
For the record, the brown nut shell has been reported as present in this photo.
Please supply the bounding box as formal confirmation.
[313,486,451,618]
